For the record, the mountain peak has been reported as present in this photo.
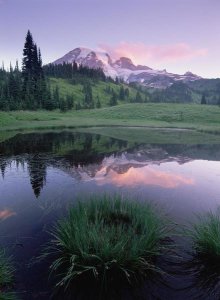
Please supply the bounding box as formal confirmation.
[114,57,136,70]
[53,47,202,88]
[184,71,200,78]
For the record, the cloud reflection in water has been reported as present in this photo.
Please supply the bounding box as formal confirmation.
[0,209,16,221]
[94,165,194,189]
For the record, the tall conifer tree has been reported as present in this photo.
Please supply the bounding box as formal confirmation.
[22,30,47,109]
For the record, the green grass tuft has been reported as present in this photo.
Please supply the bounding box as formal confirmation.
[189,212,220,258]
[44,195,172,291]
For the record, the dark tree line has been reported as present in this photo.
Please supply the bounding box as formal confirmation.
[44,62,107,83]
[0,62,23,110]
[0,31,74,111]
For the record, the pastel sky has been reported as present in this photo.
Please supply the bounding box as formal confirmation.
[0,0,220,78]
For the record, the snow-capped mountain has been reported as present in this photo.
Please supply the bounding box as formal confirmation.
[53,47,202,88]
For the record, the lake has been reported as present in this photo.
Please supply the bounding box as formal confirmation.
[1,129,220,299]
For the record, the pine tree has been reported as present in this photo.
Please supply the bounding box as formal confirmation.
[73,61,78,72]
[60,97,68,112]
[22,30,47,109]
[96,96,101,108]
[22,30,34,79]
[75,102,82,110]
[119,86,125,100]
[109,90,118,106]
[53,85,60,108]
[135,91,143,103]
[124,88,129,99]
[66,94,74,110]
[83,82,94,108]
[201,94,207,105]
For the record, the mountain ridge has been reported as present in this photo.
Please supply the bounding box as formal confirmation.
[53,47,202,89]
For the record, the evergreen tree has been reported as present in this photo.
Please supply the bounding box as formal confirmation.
[44,87,55,110]
[109,90,118,106]
[96,96,101,108]
[83,82,94,108]
[201,94,207,105]
[119,86,125,100]
[73,61,78,72]
[22,30,35,80]
[60,97,68,112]
[75,102,82,110]
[124,88,129,99]
[115,77,119,84]
[53,85,60,108]
[66,94,74,110]
[22,30,47,109]
[134,91,143,103]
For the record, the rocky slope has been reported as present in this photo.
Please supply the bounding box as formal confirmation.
[53,47,202,88]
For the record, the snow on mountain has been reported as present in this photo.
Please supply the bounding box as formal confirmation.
[53,47,202,88]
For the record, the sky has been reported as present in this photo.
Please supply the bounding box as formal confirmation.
[0,0,220,78]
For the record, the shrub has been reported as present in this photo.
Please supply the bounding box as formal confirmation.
[184,211,220,298]
[189,212,220,258]
[44,195,172,291]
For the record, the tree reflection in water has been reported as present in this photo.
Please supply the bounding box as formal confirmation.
[0,131,129,198]
[1,131,220,200]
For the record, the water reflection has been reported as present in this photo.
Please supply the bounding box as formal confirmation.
[1,131,220,198]
[177,252,220,300]
[51,249,177,300]
[0,132,130,197]
[0,209,16,221]
[1,131,220,299]
[94,163,194,188]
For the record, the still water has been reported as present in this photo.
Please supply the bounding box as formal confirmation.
[1,130,220,299]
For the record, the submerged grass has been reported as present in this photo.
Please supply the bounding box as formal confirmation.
[44,195,172,292]
[0,249,15,300]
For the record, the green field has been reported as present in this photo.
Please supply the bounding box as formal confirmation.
[0,103,220,134]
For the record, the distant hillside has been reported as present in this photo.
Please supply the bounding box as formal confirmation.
[49,77,148,109]
[50,75,220,107]
[150,79,220,104]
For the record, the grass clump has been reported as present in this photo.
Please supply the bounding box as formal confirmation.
[189,212,220,258]
[45,195,172,291]
[184,212,220,298]
[0,249,15,300]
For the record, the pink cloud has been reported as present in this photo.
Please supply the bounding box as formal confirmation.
[98,42,207,65]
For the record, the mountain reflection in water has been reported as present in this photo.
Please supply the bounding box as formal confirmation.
[0,131,217,197]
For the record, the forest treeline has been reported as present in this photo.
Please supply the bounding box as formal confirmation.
[0,30,148,111]
[0,31,108,111]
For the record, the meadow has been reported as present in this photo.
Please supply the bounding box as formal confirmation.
[1,103,220,136]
